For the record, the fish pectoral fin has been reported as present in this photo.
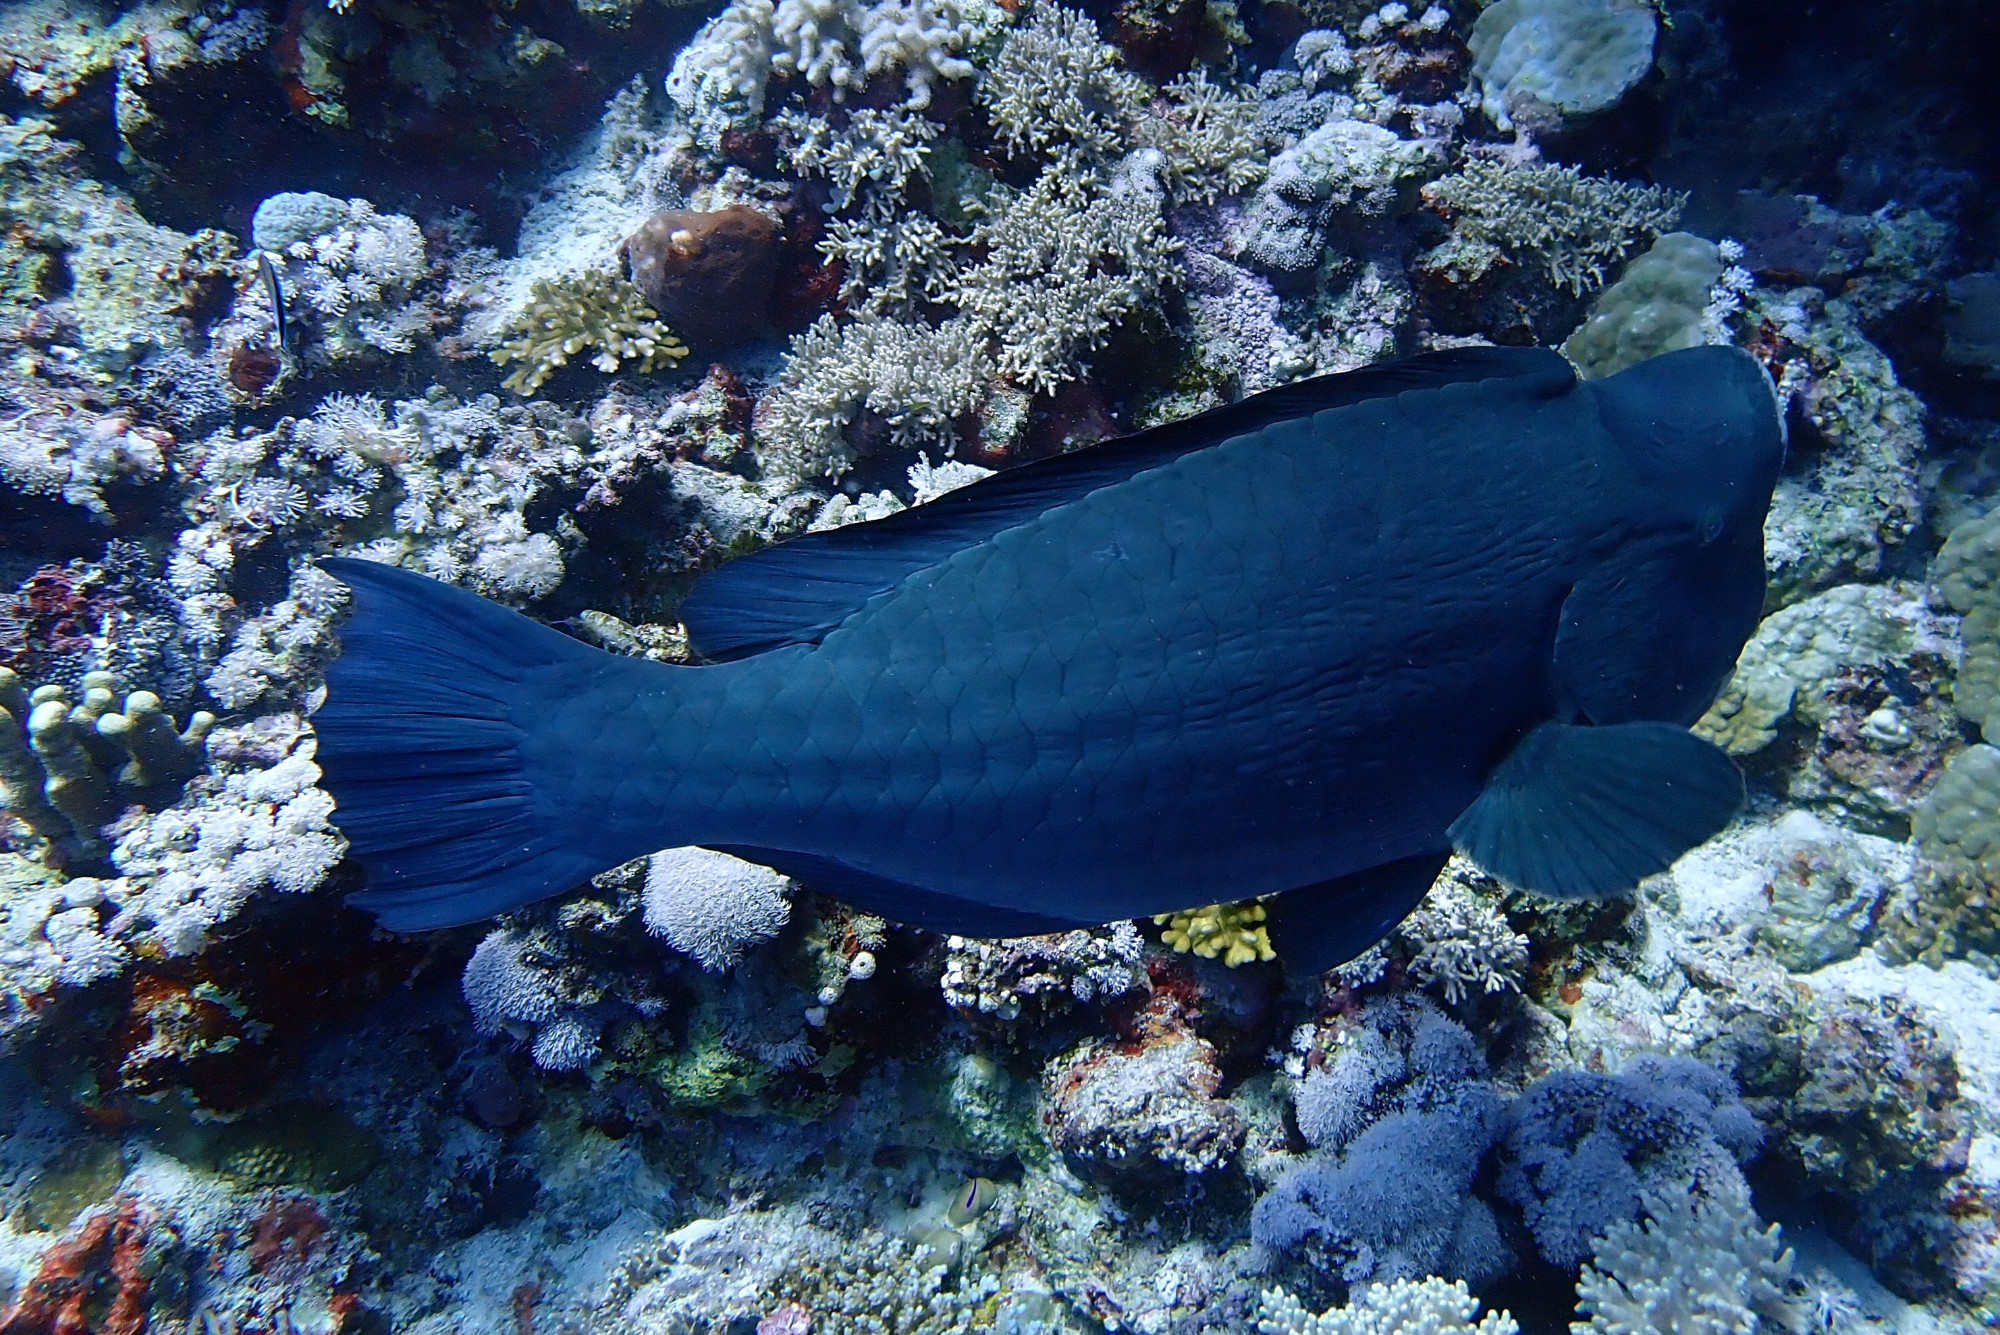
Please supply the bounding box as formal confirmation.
[1262,852,1451,978]
[704,846,1092,937]
[1447,721,1743,900]
[1553,532,1765,727]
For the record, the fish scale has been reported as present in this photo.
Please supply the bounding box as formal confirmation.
[313,345,1783,970]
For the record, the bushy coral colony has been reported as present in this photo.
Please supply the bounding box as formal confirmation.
[0,0,1997,1331]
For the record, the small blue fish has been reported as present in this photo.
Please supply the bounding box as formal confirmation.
[312,345,1783,972]
[257,250,293,356]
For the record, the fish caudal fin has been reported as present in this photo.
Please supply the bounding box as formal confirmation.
[312,557,627,931]
[1447,721,1742,900]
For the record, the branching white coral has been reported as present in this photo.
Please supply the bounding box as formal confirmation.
[758,313,992,479]
[1423,161,1685,296]
[667,0,976,116]
[977,4,1146,160]
[1396,866,1529,1005]
[1573,1186,1796,1335]
[947,154,1178,393]
[1257,1278,1520,1335]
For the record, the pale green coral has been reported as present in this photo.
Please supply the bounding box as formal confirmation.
[1912,744,2000,880]
[1420,161,1684,296]
[1933,508,2000,739]
[490,270,688,396]
[1564,232,1724,379]
[1694,583,1942,755]
[1155,898,1275,966]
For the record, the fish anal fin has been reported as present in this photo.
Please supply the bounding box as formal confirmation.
[681,347,1575,662]
[1262,852,1451,978]
[707,846,1091,937]
[1447,721,1743,900]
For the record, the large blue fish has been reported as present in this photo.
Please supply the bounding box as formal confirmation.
[312,345,1783,972]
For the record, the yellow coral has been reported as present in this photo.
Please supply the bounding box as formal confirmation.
[490,270,688,395]
[1154,899,1276,967]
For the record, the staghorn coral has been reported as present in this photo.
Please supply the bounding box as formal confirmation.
[490,270,689,396]
[1395,864,1530,1006]
[757,313,991,479]
[1572,1185,1795,1335]
[978,5,1148,161]
[945,153,1178,394]
[1139,69,1270,203]
[1421,161,1684,296]
[1256,1277,1519,1335]
[1155,898,1275,966]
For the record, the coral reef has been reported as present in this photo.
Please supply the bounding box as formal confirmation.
[1421,162,1683,297]
[0,0,1994,1331]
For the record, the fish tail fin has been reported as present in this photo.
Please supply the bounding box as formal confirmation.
[312,557,641,932]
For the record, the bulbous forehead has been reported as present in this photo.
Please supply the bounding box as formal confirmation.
[1585,345,1786,513]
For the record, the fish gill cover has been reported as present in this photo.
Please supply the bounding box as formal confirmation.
[0,1,1994,1333]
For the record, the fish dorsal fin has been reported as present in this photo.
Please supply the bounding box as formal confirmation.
[1447,721,1743,900]
[682,346,1574,661]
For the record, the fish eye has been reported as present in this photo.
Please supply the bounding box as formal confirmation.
[1697,507,1726,545]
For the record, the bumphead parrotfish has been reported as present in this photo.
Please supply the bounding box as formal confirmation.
[311,344,1784,973]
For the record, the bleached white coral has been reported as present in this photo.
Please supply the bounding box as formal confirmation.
[940,923,1145,1019]
[0,413,168,516]
[264,195,433,361]
[105,721,344,957]
[1256,1278,1519,1335]
[667,0,976,117]
[1573,1187,1796,1335]
[643,847,793,971]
